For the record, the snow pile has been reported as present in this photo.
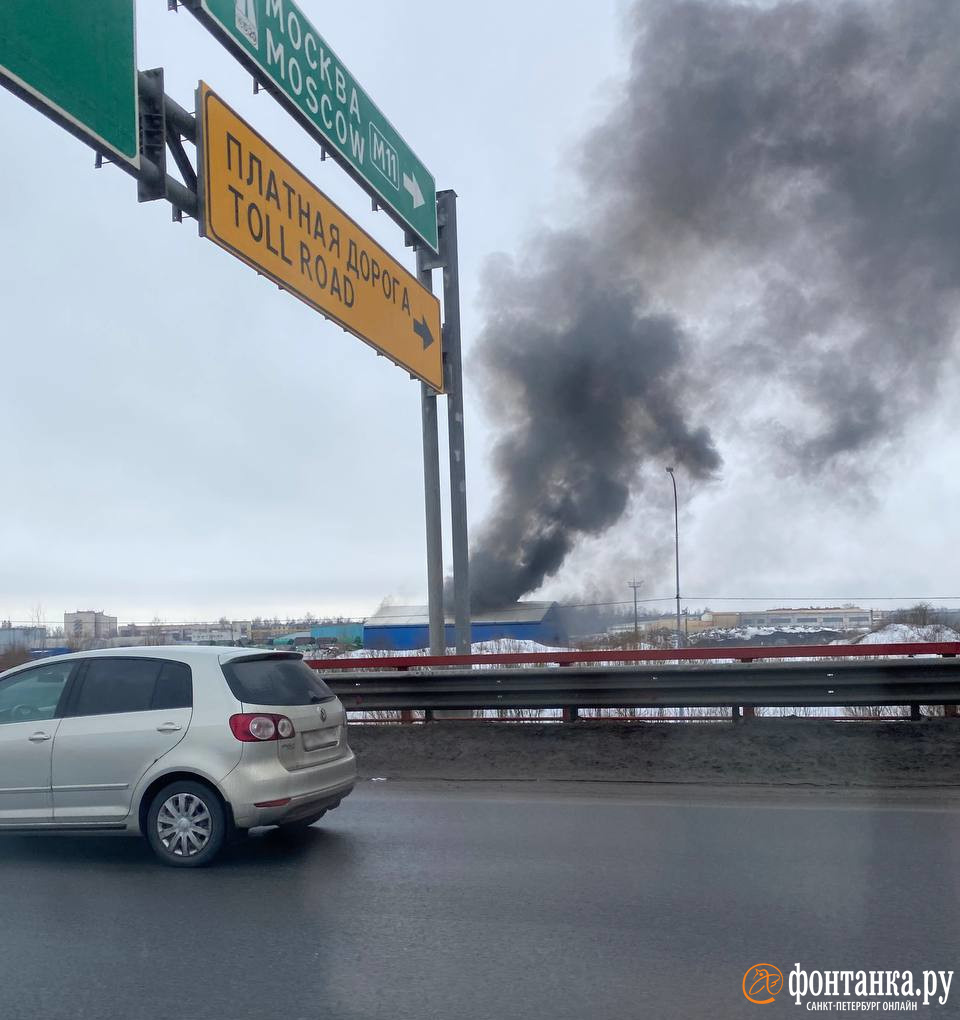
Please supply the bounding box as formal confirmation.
[466,639,570,655]
[856,623,960,644]
[697,625,838,641]
[339,638,570,658]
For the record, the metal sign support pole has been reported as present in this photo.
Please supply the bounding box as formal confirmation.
[417,251,446,657]
[132,69,198,219]
[437,191,472,654]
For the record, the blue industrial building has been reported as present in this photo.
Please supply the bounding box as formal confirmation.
[311,622,363,644]
[362,602,566,651]
[271,623,364,648]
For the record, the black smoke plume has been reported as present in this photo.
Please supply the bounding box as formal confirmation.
[469,0,960,610]
[470,237,720,611]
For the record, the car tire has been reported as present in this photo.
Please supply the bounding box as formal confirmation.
[146,781,227,867]
[276,811,326,835]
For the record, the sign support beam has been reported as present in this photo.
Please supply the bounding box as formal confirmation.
[417,249,446,658]
[421,381,445,657]
[137,69,168,202]
[130,70,198,219]
[437,190,472,655]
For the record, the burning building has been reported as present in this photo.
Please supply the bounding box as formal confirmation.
[362,602,566,651]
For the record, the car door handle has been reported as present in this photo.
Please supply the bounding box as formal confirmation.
[156,722,183,733]
[28,731,51,743]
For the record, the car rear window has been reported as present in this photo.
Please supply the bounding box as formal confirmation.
[221,655,334,706]
[154,661,193,710]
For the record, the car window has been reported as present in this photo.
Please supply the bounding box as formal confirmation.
[0,661,73,725]
[153,661,192,710]
[221,655,334,706]
[72,659,164,717]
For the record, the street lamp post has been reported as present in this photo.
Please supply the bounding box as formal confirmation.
[665,467,682,649]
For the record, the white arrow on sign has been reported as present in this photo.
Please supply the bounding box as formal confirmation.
[403,171,425,209]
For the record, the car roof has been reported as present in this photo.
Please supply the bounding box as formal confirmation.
[0,646,301,679]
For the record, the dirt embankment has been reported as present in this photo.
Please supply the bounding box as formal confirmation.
[348,720,960,787]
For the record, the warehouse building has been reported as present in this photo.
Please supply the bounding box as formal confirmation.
[626,606,876,638]
[0,624,46,651]
[363,602,566,651]
[311,622,363,645]
[737,607,875,630]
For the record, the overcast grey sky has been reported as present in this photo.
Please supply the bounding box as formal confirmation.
[2,0,959,626]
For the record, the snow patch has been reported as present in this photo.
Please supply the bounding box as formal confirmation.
[855,623,960,644]
[696,625,837,640]
[340,638,570,657]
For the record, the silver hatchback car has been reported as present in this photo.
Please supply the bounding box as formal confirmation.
[0,647,356,866]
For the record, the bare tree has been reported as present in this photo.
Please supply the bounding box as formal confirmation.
[894,603,935,627]
[29,604,46,648]
[0,646,31,671]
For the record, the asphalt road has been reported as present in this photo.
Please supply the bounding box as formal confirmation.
[0,782,958,1020]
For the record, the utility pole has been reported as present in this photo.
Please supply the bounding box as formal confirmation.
[628,579,643,641]
[665,466,682,650]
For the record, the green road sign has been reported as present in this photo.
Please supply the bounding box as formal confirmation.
[0,0,138,167]
[189,0,438,252]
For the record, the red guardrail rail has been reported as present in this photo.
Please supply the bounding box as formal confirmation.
[306,641,960,672]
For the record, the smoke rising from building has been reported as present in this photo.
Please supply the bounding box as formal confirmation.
[469,238,721,611]
[469,0,960,610]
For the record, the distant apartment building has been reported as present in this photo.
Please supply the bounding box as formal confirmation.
[64,610,118,643]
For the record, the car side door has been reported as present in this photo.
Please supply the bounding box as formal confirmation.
[51,658,192,824]
[0,660,75,825]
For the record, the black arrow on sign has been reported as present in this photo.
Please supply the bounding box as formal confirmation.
[413,315,435,350]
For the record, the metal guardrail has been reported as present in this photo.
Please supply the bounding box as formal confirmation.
[306,646,960,718]
[307,641,960,672]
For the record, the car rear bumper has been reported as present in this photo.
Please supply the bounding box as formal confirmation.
[223,745,357,829]
[271,779,355,825]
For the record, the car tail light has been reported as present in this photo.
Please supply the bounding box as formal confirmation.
[229,713,295,742]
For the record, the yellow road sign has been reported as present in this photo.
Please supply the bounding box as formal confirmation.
[197,83,443,391]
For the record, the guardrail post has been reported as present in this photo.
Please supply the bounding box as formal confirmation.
[400,710,414,724]
[423,709,435,723]
[732,705,741,722]
[742,706,756,719]
[910,703,922,721]
[945,704,958,718]
[562,707,579,723]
